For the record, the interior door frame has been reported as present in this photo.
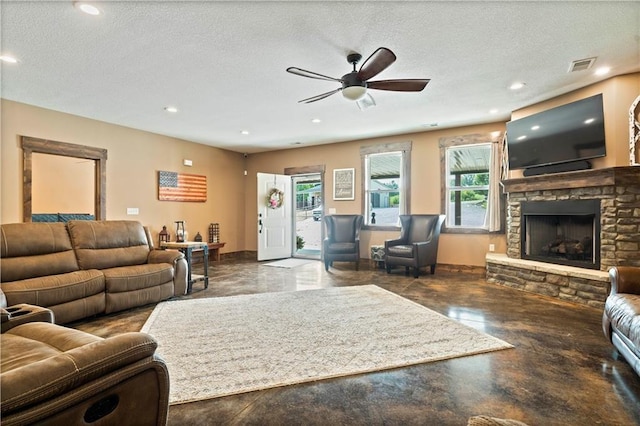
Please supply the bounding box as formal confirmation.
[22,136,107,222]
[285,165,326,258]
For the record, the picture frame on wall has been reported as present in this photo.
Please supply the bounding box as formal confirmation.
[333,168,355,201]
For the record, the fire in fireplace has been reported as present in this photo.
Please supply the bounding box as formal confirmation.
[521,199,601,269]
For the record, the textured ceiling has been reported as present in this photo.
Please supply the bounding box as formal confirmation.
[1,1,639,154]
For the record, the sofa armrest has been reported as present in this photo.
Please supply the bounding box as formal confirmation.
[148,249,184,265]
[1,304,54,333]
[148,250,188,295]
[608,266,640,296]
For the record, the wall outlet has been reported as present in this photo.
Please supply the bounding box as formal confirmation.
[183,159,193,167]
[489,244,495,252]
[127,207,139,215]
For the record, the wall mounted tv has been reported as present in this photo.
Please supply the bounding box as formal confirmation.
[506,94,606,175]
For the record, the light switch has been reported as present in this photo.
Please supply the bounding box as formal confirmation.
[127,208,139,215]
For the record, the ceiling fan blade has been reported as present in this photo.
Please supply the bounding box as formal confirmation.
[286,67,342,82]
[299,88,342,103]
[367,79,430,92]
[357,47,396,81]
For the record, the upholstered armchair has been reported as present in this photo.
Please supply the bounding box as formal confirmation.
[385,214,445,278]
[323,215,364,271]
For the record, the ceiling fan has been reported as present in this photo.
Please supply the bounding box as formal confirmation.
[286,47,429,108]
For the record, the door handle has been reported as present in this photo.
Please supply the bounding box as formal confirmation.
[258,219,263,234]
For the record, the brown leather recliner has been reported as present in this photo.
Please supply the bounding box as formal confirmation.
[322,215,364,271]
[1,297,169,425]
[385,214,445,278]
[602,266,640,377]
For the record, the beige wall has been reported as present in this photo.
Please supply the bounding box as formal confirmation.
[508,72,640,178]
[244,122,508,267]
[2,73,636,266]
[32,153,95,214]
[1,100,246,253]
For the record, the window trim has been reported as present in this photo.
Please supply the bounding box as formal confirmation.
[360,141,411,231]
[439,133,503,234]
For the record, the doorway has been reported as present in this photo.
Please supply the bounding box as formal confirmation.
[292,173,322,259]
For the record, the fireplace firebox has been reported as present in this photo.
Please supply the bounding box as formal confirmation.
[521,199,600,269]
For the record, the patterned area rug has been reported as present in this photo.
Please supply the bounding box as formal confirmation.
[141,285,513,405]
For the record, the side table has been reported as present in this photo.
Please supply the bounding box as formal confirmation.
[206,242,226,262]
[160,241,209,293]
[371,245,386,269]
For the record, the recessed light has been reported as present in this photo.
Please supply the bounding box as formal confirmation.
[164,106,178,113]
[240,130,250,135]
[517,135,527,140]
[595,66,610,76]
[489,109,499,114]
[0,55,18,64]
[311,118,322,124]
[509,82,526,90]
[584,118,595,124]
[74,2,101,15]
[531,125,540,130]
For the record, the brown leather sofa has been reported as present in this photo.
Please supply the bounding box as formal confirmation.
[1,302,169,425]
[602,266,640,376]
[1,220,188,324]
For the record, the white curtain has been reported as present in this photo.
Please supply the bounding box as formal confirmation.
[485,140,502,232]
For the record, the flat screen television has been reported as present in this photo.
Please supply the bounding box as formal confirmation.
[506,94,606,173]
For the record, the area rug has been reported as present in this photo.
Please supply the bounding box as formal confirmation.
[262,258,316,268]
[141,285,512,405]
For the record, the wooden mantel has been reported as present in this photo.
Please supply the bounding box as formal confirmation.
[501,166,640,193]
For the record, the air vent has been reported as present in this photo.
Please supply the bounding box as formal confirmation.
[568,57,596,73]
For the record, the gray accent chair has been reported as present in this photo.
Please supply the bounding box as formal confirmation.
[322,215,364,271]
[385,214,445,278]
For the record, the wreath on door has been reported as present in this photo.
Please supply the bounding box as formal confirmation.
[267,188,284,209]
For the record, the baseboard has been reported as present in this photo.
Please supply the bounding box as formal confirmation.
[437,263,486,275]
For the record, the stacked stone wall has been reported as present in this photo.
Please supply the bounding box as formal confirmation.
[506,183,640,271]
[486,256,608,309]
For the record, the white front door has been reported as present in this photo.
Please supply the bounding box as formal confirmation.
[257,172,292,261]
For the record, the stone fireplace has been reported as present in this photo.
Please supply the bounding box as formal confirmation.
[486,167,640,308]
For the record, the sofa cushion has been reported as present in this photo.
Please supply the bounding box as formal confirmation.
[388,244,414,258]
[1,270,105,308]
[605,293,640,350]
[67,220,150,270]
[407,215,438,243]
[102,264,174,293]
[326,242,357,254]
[1,322,158,415]
[1,223,79,282]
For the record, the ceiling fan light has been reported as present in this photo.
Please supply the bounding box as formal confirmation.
[342,86,367,101]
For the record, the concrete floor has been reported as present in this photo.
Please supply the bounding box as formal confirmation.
[71,259,640,426]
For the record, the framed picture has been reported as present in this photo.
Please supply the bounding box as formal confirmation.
[333,168,355,201]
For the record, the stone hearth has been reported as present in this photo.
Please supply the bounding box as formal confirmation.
[487,167,640,308]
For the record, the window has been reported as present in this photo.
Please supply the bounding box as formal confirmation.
[446,144,490,228]
[439,133,503,233]
[361,142,411,227]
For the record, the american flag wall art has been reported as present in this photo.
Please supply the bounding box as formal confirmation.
[158,171,207,202]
